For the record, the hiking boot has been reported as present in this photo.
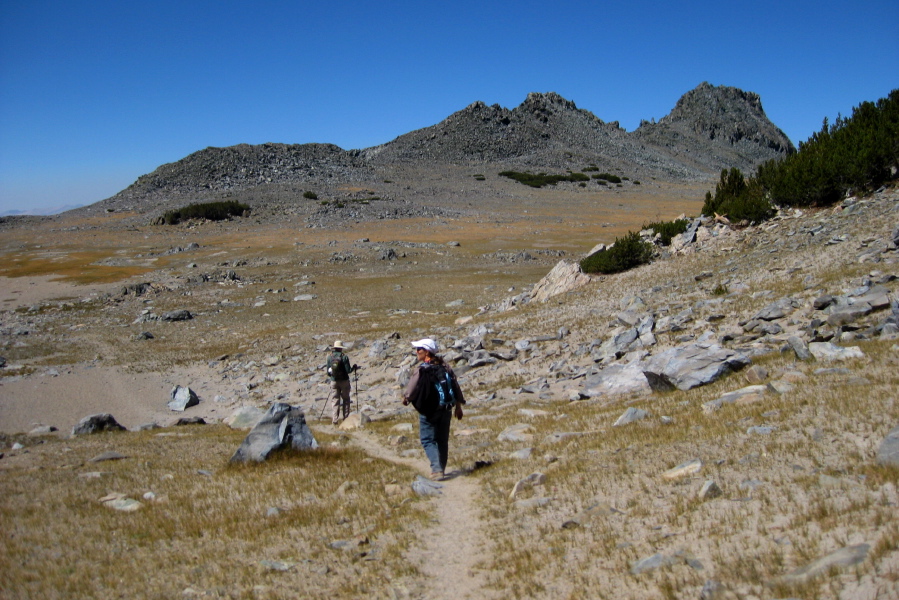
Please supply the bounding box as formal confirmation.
[430,472,445,481]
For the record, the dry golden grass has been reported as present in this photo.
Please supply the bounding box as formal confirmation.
[0,425,429,600]
[3,185,899,599]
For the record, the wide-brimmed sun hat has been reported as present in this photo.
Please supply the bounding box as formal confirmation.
[333,340,344,349]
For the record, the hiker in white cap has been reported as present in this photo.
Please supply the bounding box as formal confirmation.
[327,340,357,425]
[403,338,465,480]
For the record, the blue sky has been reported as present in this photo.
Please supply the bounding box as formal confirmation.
[1,0,896,215]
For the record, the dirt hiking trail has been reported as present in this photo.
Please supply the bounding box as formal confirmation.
[348,429,499,600]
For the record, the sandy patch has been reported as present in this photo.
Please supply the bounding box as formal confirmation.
[0,275,121,308]
[0,364,225,435]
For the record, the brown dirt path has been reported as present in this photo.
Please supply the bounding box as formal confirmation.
[348,428,498,600]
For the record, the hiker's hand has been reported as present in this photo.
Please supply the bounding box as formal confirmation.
[352,364,359,371]
[454,404,463,420]
[402,399,409,406]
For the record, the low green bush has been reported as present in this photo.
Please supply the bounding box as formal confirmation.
[580,231,653,274]
[499,171,589,188]
[303,191,318,200]
[159,200,250,225]
[644,218,689,246]
[593,173,622,183]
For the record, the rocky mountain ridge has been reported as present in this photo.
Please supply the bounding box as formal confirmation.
[93,82,794,218]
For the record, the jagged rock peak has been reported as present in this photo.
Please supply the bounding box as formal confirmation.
[521,91,579,112]
[655,82,794,153]
[664,82,765,124]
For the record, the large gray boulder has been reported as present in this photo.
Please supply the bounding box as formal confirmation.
[583,361,651,397]
[230,403,318,463]
[72,413,126,436]
[529,260,591,303]
[642,344,751,391]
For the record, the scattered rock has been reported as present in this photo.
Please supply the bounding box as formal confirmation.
[662,458,703,480]
[90,451,128,462]
[808,342,865,361]
[168,386,200,412]
[698,480,722,500]
[160,309,193,322]
[497,423,534,443]
[509,472,546,499]
[509,448,533,460]
[875,424,899,467]
[773,544,870,586]
[613,407,648,427]
[72,413,126,436]
[411,475,443,497]
[99,493,142,512]
[338,412,370,430]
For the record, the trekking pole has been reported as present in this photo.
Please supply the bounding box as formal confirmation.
[353,366,359,413]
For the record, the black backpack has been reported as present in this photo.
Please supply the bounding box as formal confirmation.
[411,363,457,414]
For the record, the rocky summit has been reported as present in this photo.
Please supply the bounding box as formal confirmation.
[75,82,792,221]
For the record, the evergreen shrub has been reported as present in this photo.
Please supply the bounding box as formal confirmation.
[499,171,590,188]
[644,218,689,245]
[580,231,653,274]
[160,200,250,225]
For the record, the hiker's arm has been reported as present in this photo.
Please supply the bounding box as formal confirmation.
[402,369,421,405]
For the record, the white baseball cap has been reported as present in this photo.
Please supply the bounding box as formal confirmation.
[411,338,438,353]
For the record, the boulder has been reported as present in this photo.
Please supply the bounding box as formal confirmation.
[774,544,869,586]
[497,423,534,443]
[702,385,768,413]
[787,336,812,360]
[529,260,591,303]
[168,386,200,412]
[160,309,192,322]
[642,344,751,391]
[698,480,722,500]
[853,284,892,309]
[613,407,648,427]
[826,302,872,327]
[230,403,319,463]
[662,458,703,480]
[808,342,865,361]
[72,413,126,436]
[753,297,798,321]
[876,424,899,467]
[583,361,651,398]
[411,475,443,497]
[338,412,371,430]
[594,328,640,361]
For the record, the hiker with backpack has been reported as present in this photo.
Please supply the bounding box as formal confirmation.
[402,338,465,480]
[327,341,358,425]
